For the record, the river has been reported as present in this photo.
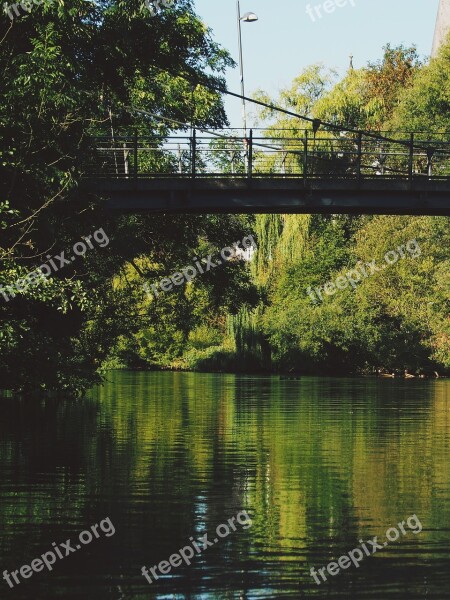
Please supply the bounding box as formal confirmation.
[0,372,449,599]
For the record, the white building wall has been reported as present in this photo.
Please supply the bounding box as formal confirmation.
[432,0,450,57]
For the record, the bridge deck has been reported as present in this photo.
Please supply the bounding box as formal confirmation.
[81,130,450,214]
[82,177,450,214]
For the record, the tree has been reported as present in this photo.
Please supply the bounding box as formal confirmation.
[236,44,449,375]
[390,39,450,134]
[365,44,422,130]
[0,1,256,394]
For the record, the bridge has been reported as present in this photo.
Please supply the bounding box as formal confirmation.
[81,129,450,214]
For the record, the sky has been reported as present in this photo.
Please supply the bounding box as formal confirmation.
[193,0,441,128]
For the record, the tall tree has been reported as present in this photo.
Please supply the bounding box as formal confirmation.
[0,1,255,393]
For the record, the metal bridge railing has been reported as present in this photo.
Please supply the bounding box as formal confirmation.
[81,130,450,181]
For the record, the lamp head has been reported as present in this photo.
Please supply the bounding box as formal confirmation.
[241,11,258,22]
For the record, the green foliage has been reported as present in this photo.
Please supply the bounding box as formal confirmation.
[2,8,449,390]
[364,44,422,129]
[171,345,233,372]
[314,69,371,129]
[0,0,248,394]
[259,214,450,374]
[236,43,450,376]
[188,324,223,350]
[261,216,354,372]
[253,64,337,126]
[226,303,271,370]
[208,134,246,174]
[390,40,450,134]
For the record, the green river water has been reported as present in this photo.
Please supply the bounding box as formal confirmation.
[0,372,449,599]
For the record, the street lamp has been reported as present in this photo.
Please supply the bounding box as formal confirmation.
[236,1,258,136]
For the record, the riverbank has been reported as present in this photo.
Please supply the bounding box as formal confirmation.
[103,350,449,379]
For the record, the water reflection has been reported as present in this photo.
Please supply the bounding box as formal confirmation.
[0,373,449,598]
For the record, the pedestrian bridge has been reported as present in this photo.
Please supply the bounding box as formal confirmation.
[81,129,450,214]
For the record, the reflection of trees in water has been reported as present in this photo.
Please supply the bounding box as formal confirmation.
[1,375,449,597]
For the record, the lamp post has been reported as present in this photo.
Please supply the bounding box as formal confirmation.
[236,1,258,136]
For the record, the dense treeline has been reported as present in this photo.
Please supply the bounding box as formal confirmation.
[1,3,449,393]
[168,42,450,376]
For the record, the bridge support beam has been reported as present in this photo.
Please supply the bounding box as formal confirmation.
[82,178,450,215]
